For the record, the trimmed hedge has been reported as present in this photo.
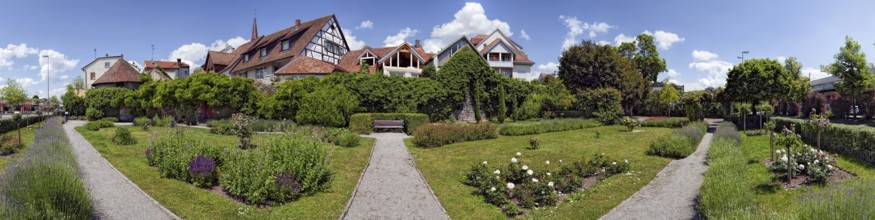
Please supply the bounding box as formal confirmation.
[640,117,690,128]
[698,122,754,219]
[773,117,875,165]
[646,122,708,158]
[348,113,429,134]
[499,119,601,136]
[0,116,46,134]
[412,123,498,148]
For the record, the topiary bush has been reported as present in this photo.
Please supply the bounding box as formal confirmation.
[412,123,498,148]
[640,117,690,128]
[111,127,137,145]
[154,116,173,127]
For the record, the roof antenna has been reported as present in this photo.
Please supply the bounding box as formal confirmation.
[151,44,156,61]
[93,48,97,59]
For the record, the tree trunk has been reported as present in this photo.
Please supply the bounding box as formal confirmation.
[769,131,775,161]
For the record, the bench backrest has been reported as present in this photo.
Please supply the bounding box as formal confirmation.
[374,120,404,128]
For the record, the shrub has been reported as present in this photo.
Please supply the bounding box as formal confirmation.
[348,113,430,134]
[100,117,119,123]
[646,122,708,159]
[146,130,224,184]
[796,179,875,219]
[154,116,173,127]
[412,123,498,148]
[85,108,104,121]
[111,127,137,145]
[188,155,217,188]
[499,119,601,136]
[220,136,331,205]
[698,124,754,219]
[207,120,234,135]
[84,120,114,131]
[320,128,360,148]
[295,85,359,127]
[640,117,690,128]
[134,117,151,131]
[619,117,639,132]
[0,115,46,134]
[0,134,21,155]
[714,122,742,144]
[528,137,540,150]
[231,113,254,149]
[0,118,92,219]
[575,88,623,120]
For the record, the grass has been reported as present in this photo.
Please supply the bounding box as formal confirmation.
[407,125,674,219]
[699,123,754,219]
[0,123,41,172]
[76,126,375,219]
[498,119,601,136]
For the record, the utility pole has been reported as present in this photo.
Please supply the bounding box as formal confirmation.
[42,54,50,113]
[737,50,750,62]
[151,44,156,61]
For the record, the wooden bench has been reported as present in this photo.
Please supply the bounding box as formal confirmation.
[373,120,404,129]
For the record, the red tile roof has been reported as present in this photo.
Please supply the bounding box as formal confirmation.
[336,43,435,73]
[93,59,141,85]
[144,60,189,70]
[471,34,487,45]
[230,15,338,73]
[275,56,337,75]
[478,39,534,65]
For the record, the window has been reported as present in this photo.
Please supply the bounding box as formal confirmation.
[104,62,110,68]
[90,72,95,80]
[255,67,266,79]
[281,40,290,51]
[324,41,341,54]
[360,58,374,66]
[243,54,250,62]
[260,47,268,57]
[489,54,499,61]
[502,53,512,62]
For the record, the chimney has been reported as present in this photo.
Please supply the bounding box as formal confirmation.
[415,38,421,48]
[177,58,182,64]
[295,19,301,26]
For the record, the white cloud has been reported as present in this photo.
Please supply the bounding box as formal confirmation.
[0,44,38,69]
[534,62,559,74]
[342,28,367,50]
[22,64,38,70]
[667,69,680,77]
[168,36,247,68]
[422,2,512,52]
[802,67,830,80]
[357,20,374,29]
[520,29,531,41]
[776,56,787,63]
[595,40,612,46]
[559,15,613,50]
[643,30,684,50]
[14,77,39,88]
[688,50,733,88]
[38,50,78,83]
[614,34,636,45]
[384,28,418,47]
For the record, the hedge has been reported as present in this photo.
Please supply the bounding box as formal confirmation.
[772,117,875,165]
[348,113,430,134]
[640,117,690,128]
[412,123,498,148]
[0,116,47,134]
[499,119,601,136]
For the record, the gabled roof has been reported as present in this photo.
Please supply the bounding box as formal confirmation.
[92,59,141,85]
[206,51,236,66]
[336,43,434,73]
[481,29,524,49]
[229,14,343,73]
[434,35,478,56]
[144,60,189,70]
[81,55,123,71]
[377,42,429,63]
[275,55,338,75]
[471,34,487,45]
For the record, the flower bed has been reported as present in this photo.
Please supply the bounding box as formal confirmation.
[411,123,498,147]
[766,126,854,188]
[772,116,875,165]
[465,152,629,217]
[498,119,601,136]
[646,122,708,158]
[639,117,690,128]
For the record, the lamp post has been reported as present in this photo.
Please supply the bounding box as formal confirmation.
[737,50,750,62]
[42,54,50,114]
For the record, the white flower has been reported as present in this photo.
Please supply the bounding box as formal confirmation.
[624,159,629,164]
[545,160,551,165]
[511,157,518,163]
[799,164,805,169]
[775,150,781,154]
[522,165,529,170]
[827,165,834,170]
[527,170,534,175]
[814,160,819,164]
[546,172,551,176]
[507,183,515,190]
[548,182,554,187]
[559,159,563,163]
[612,162,617,165]
[532,178,539,183]
[780,156,788,162]
[516,152,522,156]
[490,187,496,192]
[482,161,488,165]
[494,169,501,175]
[810,148,816,153]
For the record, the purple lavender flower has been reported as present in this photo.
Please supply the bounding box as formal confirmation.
[145,147,153,158]
[188,155,216,178]
[275,172,302,193]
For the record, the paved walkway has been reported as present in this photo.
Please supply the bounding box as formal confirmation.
[63,121,177,220]
[600,123,717,220]
[342,133,449,220]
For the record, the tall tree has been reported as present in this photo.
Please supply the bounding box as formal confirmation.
[725,58,793,114]
[821,36,875,118]
[633,34,668,84]
[657,80,680,116]
[782,57,811,115]
[71,76,85,93]
[558,40,646,114]
[1,79,27,110]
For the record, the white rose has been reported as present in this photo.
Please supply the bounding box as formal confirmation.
[522,165,529,170]
[799,164,805,169]
[546,172,551,176]
[511,157,518,163]
[612,162,617,165]
[527,170,534,175]
[507,183,515,190]
[559,159,563,163]
[545,160,550,165]
[775,150,781,154]
[548,182,554,187]
[532,178,539,183]
[482,161,488,165]
[494,169,501,175]
[516,152,522,156]
[490,187,496,192]
[814,160,819,164]
[827,165,833,170]
[624,159,629,164]
[780,156,788,162]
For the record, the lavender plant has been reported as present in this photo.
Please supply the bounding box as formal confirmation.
[188,155,217,187]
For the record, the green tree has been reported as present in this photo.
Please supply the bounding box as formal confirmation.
[433,46,499,123]
[71,76,85,93]
[497,86,507,123]
[61,84,86,116]
[559,40,646,114]
[821,36,875,118]
[657,80,680,116]
[783,57,811,115]
[2,79,27,110]
[725,58,793,115]
[632,34,667,84]
[421,63,436,78]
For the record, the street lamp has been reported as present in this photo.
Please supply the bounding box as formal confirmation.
[737,51,750,62]
[42,54,50,114]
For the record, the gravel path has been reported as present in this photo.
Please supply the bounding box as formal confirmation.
[600,123,716,220]
[342,133,449,220]
[63,121,178,220]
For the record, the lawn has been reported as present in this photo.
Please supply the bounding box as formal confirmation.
[76,126,375,219]
[406,125,674,219]
[0,122,41,172]
[739,133,875,218]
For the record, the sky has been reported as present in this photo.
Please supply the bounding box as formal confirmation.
[2,0,875,98]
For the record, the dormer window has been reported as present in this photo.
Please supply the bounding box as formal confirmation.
[105,62,110,68]
[281,40,290,51]
[260,48,268,57]
[243,54,250,62]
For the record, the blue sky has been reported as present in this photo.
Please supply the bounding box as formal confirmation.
[2,0,875,98]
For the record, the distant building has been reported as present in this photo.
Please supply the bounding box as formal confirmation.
[335,41,434,77]
[433,29,535,79]
[538,73,555,81]
[144,59,190,80]
[81,54,125,89]
[91,58,141,90]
